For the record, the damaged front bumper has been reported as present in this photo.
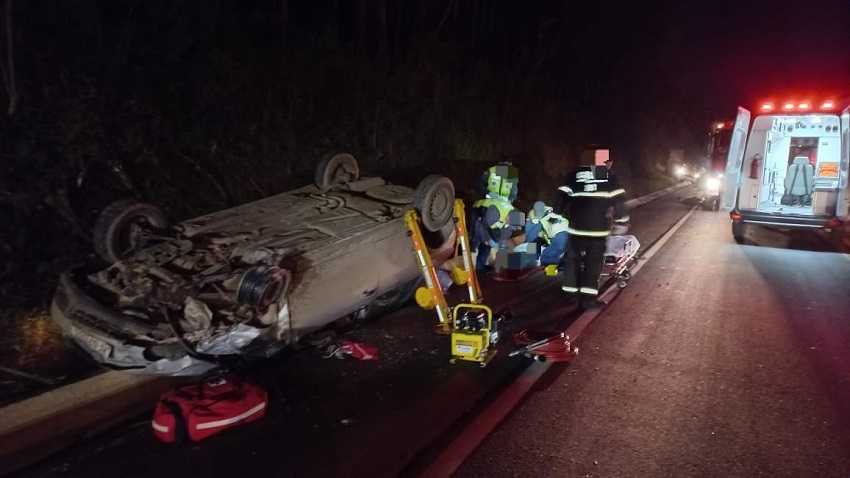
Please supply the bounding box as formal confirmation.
[51,270,288,376]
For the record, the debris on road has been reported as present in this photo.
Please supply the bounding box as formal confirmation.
[324,341,380,361]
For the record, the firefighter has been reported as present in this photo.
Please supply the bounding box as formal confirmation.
[470,161,519,272]
[555,159,629,309]
[524,201,569,266]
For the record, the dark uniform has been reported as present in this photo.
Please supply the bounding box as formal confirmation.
[555,165,629,308]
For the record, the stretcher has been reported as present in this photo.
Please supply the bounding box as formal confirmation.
[600,234,640,289]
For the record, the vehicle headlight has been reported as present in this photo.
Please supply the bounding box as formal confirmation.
[706,178,720,189]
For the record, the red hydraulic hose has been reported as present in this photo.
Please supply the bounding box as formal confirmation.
[511,330,578,362]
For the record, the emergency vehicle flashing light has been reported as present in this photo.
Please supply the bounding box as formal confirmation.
[760,98,838,113]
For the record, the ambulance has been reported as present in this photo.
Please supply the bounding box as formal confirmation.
[722,98,850,245]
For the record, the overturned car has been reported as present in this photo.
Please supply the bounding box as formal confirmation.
[51,154,457,375]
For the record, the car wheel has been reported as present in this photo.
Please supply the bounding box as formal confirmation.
[93,198,169,263]
[315,153,359,189]
[413,175,455,232]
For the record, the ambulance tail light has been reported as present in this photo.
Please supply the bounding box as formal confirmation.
[797,101,811,111]
[730,212,742,221]
[821,100,835,110]
[782,101,796,111]
[761,103,774,112]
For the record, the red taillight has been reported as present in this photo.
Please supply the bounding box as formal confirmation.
[797,102,811,111]
[826,218,843,228]
[761,103,774,112]
[730,212,742,220]
[782,102,795,111]
[821,100,835,110]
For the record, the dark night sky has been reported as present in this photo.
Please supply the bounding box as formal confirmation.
[665,0,850,112]
[6,0,850,160]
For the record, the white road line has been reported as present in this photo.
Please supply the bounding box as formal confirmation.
[419,205,699,478]
[610,205,699,278]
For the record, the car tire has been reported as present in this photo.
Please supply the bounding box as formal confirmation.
[93,198,168,263]
[315,153,360,189]
[413,174,455,232]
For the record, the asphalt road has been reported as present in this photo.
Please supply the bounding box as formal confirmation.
[453,202,850,476]
[14,184,850,477]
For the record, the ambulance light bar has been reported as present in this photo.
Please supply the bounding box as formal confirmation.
[760,98,839,113]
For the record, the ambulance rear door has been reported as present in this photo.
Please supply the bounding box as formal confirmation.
[837,105,850,220]
[722,107,752,210]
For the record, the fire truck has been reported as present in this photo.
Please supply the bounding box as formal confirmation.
[707,120,735,174]
[698,120,735,210]
[721,97,849,245]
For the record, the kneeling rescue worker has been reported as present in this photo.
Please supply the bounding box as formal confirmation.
[524,201,569,266]
[555,154,628,309]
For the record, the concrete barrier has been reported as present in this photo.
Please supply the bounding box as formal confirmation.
[625,181,691,210]
[0,372,184,475]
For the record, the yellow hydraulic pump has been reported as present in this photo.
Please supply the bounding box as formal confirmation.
[449,303,499,366]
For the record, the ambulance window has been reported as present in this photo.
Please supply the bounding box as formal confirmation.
[717,130,732,153]
[788,137,818,166]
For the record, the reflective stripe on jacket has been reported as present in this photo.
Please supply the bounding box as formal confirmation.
[556,166,629,237]
[527,205,569,244]
[472,196,514,229]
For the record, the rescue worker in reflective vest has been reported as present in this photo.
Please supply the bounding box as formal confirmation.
[555,160,629,309]
[524,201,569,266]
[471,161,519,272]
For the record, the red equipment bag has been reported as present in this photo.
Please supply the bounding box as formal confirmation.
[151,371,268,443]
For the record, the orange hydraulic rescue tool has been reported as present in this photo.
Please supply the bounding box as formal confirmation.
[404,199,482,334]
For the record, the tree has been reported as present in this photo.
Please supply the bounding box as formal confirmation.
[0,0,18,116]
